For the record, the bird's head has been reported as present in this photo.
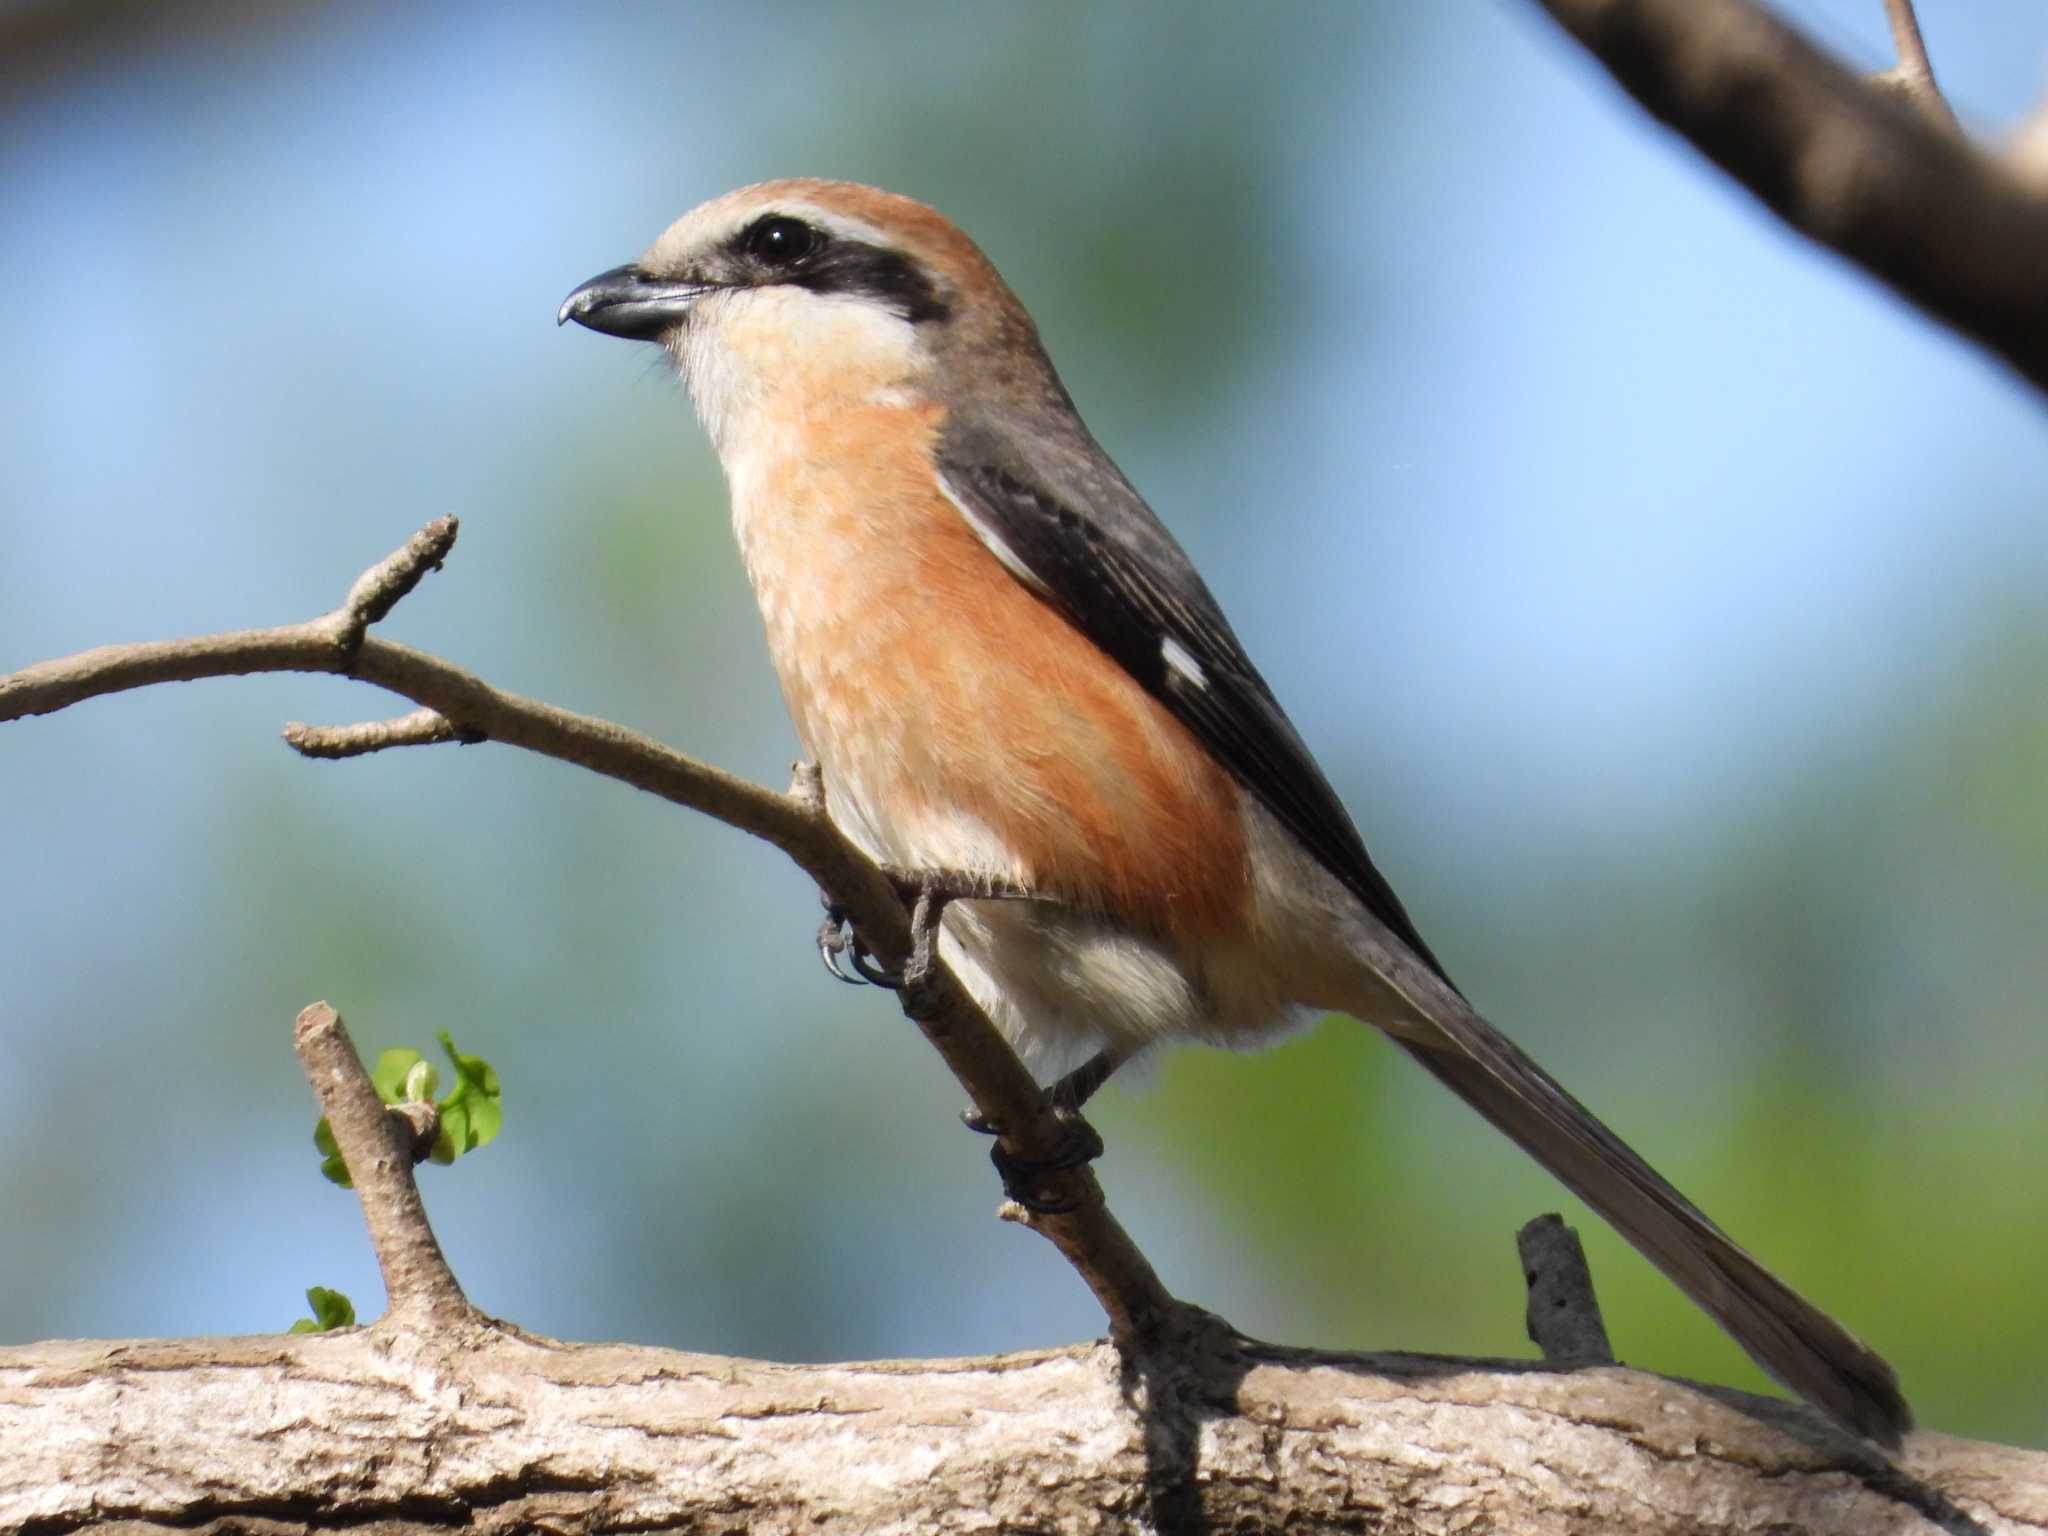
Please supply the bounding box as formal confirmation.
[560,179,1051,456]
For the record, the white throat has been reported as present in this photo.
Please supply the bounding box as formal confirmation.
[672,286,928,466]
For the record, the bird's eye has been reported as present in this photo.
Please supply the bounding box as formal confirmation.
[741,216,820,268]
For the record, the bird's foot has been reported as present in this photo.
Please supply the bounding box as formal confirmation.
[977,1111,1106,1215]
[816,867,1038,990]
[959,1048,1124,1215]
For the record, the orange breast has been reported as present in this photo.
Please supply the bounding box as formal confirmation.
[732,401,1250,946]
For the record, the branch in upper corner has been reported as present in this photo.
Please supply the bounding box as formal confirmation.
[1531,0,2048,399]
[293,1002,476,1330]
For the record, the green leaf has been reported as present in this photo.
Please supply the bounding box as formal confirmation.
[370,1047,425,1104]
[312,1116,351,1188]
[436,1029,503,1154]
[439,1029,500,1099]
[288,1285,356,1333]
[431,1099,465,1165]
[309,1032,503,1187]
[459,1089,502,1150]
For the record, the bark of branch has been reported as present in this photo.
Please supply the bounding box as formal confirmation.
[1529,0,2048,398]
[1,1326,2038,1536]
[1518,1213,1617,1366]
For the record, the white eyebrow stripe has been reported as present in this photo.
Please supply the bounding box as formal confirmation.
[1160,635,1207,689]
[936,473,1055,601]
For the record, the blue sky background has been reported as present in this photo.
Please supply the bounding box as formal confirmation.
[3,2,2045,1445]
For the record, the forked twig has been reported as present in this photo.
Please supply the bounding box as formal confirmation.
[2,520,1179,1344]
[294,1002,474,1329]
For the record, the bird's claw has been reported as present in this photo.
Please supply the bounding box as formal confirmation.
[818,910,864,984]
[817,901,902,987]
[816,873,979,993]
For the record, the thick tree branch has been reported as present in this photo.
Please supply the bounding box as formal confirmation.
[0,520,1176,1347]
[1530,0,2048,398]
[1,1327,2038,1536]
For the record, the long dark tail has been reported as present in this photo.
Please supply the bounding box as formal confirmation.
[1388,994,1909,1447]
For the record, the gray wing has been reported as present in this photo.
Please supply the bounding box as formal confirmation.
[935,408,1451,984]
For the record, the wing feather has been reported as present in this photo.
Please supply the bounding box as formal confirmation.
[936,414,1451,983]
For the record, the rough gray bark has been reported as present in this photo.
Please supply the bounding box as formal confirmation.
[5,1321,2045,1536]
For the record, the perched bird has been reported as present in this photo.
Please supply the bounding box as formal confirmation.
[559,179,1909,1447]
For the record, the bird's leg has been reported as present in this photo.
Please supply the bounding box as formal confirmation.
[1052,1046,1128,1114]
[843,876,1102,1209]
[816,869,1104,1214]
[961,1045,1128,1133]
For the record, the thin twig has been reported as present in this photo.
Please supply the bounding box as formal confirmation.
[284,707,463,759]
[1875,0,1957,133]
[1517,1214,1616,1365]
[340,516,459,632]
[294,1002,474,1329]
[2,523,1180,1346]
[0,515,456,721]
[1873,0,1958,134]
[1530,0,2048,400]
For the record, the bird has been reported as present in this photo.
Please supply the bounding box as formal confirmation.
[558,178,1910,1448]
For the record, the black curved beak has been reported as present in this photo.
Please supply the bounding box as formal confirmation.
[557,264,716,340]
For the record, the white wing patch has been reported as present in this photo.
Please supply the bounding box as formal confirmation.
[1160,634,1207,690]
[936,473,1055,601]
